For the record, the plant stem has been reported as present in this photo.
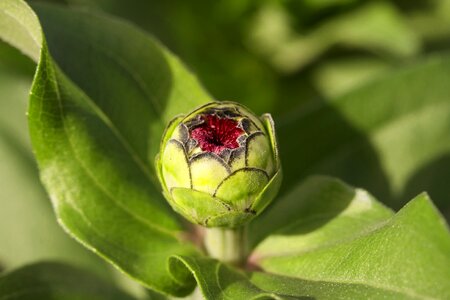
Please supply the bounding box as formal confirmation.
[204,226,248,266]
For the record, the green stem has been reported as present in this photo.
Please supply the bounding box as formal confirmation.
[204,226,248,266]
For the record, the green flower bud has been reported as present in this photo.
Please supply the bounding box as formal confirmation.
[155,101,281,228]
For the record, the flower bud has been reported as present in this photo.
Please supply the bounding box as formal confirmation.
[155,101,281,228]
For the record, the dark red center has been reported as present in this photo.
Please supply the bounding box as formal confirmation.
[190,114,244,155]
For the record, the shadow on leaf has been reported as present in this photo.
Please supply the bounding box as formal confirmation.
[248,176,357,250]
[402,153,450,219]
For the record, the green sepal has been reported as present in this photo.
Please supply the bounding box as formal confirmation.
[161,188,188,221]
[156,114,184,191]
[161,139,191,190]
[159,115,184,156]
[190,153,230,194]
[245,132,275,175]
[251,169,282,214]
[172,123,189,144]
[181,102,219,123]
[207,211,255,228]
[188,146,203,157]
[229,147,246,171]
[233,103,266,132]
[155,153,164,191]
[171,188,230,226]
[261,113,280,170]
[214,168,269,210]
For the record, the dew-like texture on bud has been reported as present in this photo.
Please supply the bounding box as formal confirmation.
[155,101,282,228]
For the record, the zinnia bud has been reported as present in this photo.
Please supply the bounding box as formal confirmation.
[155,101,281,228]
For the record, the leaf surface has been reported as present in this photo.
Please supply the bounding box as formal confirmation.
[0,0,42,61]
[172,256,293,300]
[0,262,135,300]
[249,177,450,299]
[0,42,110,278]
[248,176,393,253]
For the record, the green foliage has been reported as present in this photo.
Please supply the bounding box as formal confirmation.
[250,178,450,299]
[0,262,136,299]
[0,0,450,299]
[277,54,450,215]
[0,47,109,278]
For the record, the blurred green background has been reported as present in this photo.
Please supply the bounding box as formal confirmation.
[1,0,450,297]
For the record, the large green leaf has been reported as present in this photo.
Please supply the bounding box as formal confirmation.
[177,177,450,299]
[0,53,109,278]
[1,0,212,296]
[0,262,135,300]
[278,54,450,218]
[248,176,393,251]
[177,256,411,299]
[251,191,450,299]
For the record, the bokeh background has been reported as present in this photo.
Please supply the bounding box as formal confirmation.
[1,0,450,297]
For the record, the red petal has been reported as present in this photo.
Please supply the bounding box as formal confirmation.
[190,114,244,155]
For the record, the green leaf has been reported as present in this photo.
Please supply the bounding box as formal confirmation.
[312,57,390,98]
[248,177,450,299]
[0,262,135,300]
[248,176,393,252]
[172,256,292,300]
[248,2,419,73]
[278,54,450,218]
[0,43,110,278]
[249,271,413,300]
[1,0,213,296]
[0,0,42,62]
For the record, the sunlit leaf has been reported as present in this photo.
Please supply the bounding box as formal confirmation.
[252,187,450,299]
[0,43,109,278]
